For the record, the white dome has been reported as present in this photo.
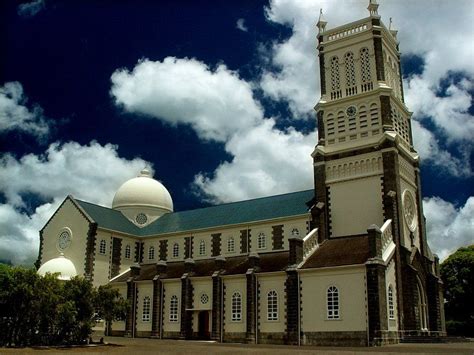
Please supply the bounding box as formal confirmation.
[112,168,173,213]
[38,254,77,281]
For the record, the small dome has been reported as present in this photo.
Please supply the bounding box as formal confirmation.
[38,254,77,281]
[112,168,173,213]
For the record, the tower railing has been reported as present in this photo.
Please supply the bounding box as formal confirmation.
[380,219,393,255]
[302,228,319,259]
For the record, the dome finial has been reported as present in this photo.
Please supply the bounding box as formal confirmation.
[317,8,327,34]
[139,166,152,178]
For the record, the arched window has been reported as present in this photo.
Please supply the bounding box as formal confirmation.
[169,295,179,322]
[330,56,340,91]
[257,233,266,249]
[267,290,278,321]
[360,47,371,83]
[172,243,179,258]
[99,239,106,255]
[231,292,242,321]
[388,285,395,319]
[199,240,206,256]
[327,286,340,319]
[330,56,341,99]
[142,296,151,322]
[125,244,131,259]
[291,228,300,237]
[148,246,155,260]
[227,237,235,253]
[344,51,356,87]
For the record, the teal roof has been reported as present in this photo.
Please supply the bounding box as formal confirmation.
[76,189,313,237]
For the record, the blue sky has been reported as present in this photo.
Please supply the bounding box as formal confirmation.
[0,0,473,265]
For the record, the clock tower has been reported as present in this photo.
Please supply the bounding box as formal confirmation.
[312,1,445,335]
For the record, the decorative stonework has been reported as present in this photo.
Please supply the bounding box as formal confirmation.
[398,157,416,185]
[326,154,383,183]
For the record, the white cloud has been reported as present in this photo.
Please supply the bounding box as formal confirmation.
[0,141,147,208]
[0,81,50,138]
[111,56,316,203]
[236,18,248,32]
[411,120,472,178]
[405,75,474,143]
[0,199,60,265]
[110,57,263,142]
[0,141,149,265]
[17,0,45,18]
[424,196,474,261]
[195,119,315,203]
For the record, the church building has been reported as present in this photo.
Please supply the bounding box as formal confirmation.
[36,1,446,346]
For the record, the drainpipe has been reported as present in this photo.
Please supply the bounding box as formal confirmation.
[160,282,164,339]
[255,274,258,345]
[132,286,137,338]
[297,272,301,346]
[220,278,224,343]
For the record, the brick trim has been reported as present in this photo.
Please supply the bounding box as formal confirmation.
[84,222,98,281]
[271,225,284,250]
[111,237,122,278]
[211,233,221,257]
[159,239,168,261]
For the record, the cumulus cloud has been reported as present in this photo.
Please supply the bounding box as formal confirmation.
[236,18,248,32]
[411,120,472,178]
[0,81,50,138]
[195,119,315,203]
[111,56,316,203]
[0,141,147,208]
[424,196,474,261]
[405,76,474,143]
[17,0,45,18]
[111,57,263,142]
[0,199,60,265]
[0,141,149,265]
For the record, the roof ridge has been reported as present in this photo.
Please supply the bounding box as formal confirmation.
[76,189,313,215]
[178,189,314,214]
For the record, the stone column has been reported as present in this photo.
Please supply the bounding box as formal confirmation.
[211,256,226,341]
[285,268,299,345]
[366,225,388,345]
[245,253,260,344]
[125,264,140,338]
[151,261,166,338]
[180,259,195,339]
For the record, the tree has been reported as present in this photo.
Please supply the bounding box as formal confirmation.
[440,245,474,336]
[94,284,128,336]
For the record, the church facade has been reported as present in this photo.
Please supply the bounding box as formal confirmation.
[36,2,446,346]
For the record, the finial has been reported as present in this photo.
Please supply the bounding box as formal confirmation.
[316,8,327,34]
[139,166,152,178]
[367,0,379,16]
[389,17,398,38]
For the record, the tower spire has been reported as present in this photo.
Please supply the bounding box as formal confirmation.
[367,0,379,16]
[317,9,327,34]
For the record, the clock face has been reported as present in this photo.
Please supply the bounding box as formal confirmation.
[346,105,357,117]
[403,191,417,231]
[58,231,71,251]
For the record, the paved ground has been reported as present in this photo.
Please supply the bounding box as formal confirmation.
[1,336,473,354]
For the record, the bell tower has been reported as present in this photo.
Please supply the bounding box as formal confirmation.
[312,1,445,335]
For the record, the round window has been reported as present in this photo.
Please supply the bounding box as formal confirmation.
[201,293,209,304]
[136,213,148,225]
[58,230,71,251]
[402,190,417,231]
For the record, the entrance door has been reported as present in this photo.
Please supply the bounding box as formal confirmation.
[198,311,210,339]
